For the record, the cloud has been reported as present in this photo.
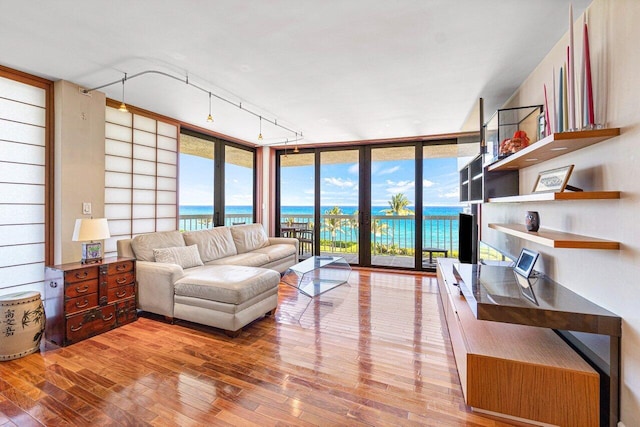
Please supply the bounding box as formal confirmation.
[324,177,356,188]
[385,179,415,194]
[423,179,434,188]
[348,163,360,174]
[379,166,400,175]
[440,189,460,199]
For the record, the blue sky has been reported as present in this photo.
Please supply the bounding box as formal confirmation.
[282,156,462,207]
[179,154,254,206]
[180,153,462,207]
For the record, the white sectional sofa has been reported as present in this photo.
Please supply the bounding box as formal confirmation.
[117,223,298,336]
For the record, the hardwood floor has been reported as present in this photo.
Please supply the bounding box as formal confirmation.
[0,269,518,426]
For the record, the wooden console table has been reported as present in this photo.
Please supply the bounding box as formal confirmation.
[437,258,621,427]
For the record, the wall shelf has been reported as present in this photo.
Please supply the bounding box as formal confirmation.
[488,191,620,203]
[487,128,621,172]
[488,223,620,250]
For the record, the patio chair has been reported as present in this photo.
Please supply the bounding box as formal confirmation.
[291,222,313,255]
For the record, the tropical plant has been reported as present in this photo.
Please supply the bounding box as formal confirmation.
[371,219,389,255]
[383,193,414,216]
[321,206,345,252]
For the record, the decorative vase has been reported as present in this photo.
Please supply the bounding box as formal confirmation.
[525,211,540,232]
[0,291,46,361]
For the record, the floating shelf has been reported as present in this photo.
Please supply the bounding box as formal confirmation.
[488,128,621,172]
[488,223,620,250]
[488,191,620,203]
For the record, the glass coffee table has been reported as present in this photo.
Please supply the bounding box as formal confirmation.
[282,256,351,297]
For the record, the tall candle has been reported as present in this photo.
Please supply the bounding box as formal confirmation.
[544,84,551,137]
[584,19,595,125]
[558,67,564,133]
[552,67,557,133]
[563,63,568,131]
[569,4,576,130]
[581,14,586,128]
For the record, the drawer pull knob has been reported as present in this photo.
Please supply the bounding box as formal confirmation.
[75,299,89,309]
[49,281,58,288]
[103,313,114,322]
[116,264,128,271]
[70,323,83,332]
[116,290,127,298]
[116,277,128,285]
[75,271,88,279]
[75,285,89,293]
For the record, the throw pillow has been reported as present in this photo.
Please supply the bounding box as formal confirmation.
[153,245,204,269]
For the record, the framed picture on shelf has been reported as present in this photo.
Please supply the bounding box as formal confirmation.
[532,165,574,193]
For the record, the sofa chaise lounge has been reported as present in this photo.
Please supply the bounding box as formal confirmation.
[117,223,298,336]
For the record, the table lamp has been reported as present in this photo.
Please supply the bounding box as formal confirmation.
[72,218,111,264]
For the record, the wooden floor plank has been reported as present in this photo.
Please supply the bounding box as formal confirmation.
[0,270,520,426]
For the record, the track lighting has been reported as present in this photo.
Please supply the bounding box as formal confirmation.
[118,74,128,112]
[207,92,213,122]
[83,69,303,143]
[293,132,299,153]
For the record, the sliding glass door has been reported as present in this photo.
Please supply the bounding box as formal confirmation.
[320,149,359,264]
[278,152,315,257]
[370,146,416,268]
[276,138,471,270]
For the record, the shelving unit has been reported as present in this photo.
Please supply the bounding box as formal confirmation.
[487,128,620,172]
[459,154,519,203]
[488,223,620,249]
[488,191,620,203]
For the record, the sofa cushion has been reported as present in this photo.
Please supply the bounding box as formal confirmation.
[251,244,297,262]
[183,227,237,263]
[153,245,203,269]
[131,230,185,262]
[230,223,269,253]
[175,265,280,305]
[205,252,270,267]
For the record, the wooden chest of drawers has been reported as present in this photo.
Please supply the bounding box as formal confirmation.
[45,257,137,346]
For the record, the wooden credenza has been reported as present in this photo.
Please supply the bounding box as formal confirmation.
[437,258,602,427]
[45,257,137,346]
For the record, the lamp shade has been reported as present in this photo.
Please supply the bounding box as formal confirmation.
[72,218,111,242]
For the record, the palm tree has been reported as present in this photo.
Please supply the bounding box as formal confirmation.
[322,206,344,252]
[371,219,389,255]
[382,193,414,216]
[382,193,413,247]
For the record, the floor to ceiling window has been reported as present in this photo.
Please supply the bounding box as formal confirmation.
[320,149,359,264]
[370,146,416,269]
[278,152,315,256]
[179,130,255,231]
[224,145,255,226]
[276,137,477,270]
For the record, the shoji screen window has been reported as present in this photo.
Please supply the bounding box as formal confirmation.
[104,107,177,257]
[0,74,48,296]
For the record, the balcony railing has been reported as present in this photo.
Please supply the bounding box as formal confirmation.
[178,214,253,231]
[180,213,459,264]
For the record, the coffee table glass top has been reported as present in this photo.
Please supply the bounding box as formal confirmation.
[282,256,351,297]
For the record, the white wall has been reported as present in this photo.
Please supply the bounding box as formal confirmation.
[53,81,106,264]
[482,0,640,424]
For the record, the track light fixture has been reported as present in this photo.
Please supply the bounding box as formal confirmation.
[118,73,128,112]
[207,92,213,123]
[293,132,299,153]
[83,69,302,143]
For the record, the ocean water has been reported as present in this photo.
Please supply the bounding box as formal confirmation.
[179,205,463,249]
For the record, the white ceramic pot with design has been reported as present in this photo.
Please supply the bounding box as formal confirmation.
[0,291,46,361]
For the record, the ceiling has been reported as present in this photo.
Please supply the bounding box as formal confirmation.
[1,0,590,146]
